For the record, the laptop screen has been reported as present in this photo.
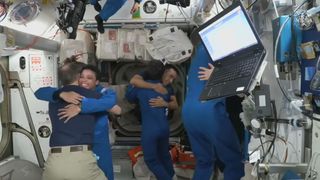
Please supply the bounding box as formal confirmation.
[199,6,258,62]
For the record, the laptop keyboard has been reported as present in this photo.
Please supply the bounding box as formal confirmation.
[208,52,262,86]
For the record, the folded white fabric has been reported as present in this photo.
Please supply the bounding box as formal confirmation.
[145,26,193,64]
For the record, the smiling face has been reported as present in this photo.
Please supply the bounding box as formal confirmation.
[162,68,177,86]
[79,69,99,90]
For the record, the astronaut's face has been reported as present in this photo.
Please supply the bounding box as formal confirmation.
[162,68,177,86]
[79,69,99,90]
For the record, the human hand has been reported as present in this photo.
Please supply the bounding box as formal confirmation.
[130,2,139,14]
[240,96,256,128]
[60,91,83,104]
[108,105,122,115]
[152,83,168,94]
[198,63,214,81]
[149,96,168,108]
[58,104,81,123]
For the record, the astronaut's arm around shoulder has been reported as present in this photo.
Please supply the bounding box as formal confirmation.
[34,87,59,102]
[130,74,167,94]
[81,88,117,113]
[125,84,138,103]
[168,95,178,110]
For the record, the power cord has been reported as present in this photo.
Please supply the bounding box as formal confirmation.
[273,0,310,103]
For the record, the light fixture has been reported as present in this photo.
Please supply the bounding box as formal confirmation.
[9,0,40,25]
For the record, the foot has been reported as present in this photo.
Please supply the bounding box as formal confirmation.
[93,3,101,12]
[95,15,104,33]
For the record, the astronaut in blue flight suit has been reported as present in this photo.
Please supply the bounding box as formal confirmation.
[181,34,244,180]
[35,65,118,180]
[92,0,141,33]
[126,61,178,180]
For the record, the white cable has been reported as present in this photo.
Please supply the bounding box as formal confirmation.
[306,152,320,179]
[288,70,293,90]
[274,64,280,78]
[273,0,309,102]
[176,3,190,22]
[272,0,279,18]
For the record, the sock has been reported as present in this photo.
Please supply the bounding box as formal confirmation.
[93,2,101,12]
[95,14,104,33]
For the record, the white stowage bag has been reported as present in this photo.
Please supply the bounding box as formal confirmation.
[96,29,119,61]
[118,29,135,60]
[145,26,193,64]
[133,157,156,180]
[134,29,152,61]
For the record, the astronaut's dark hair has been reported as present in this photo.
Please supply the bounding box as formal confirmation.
[164,64,178,74]
[80,65,101,81]
[143,60,165,80]
[63,55,78,65]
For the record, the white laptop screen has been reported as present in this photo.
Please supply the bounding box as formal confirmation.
[199,6,258,62]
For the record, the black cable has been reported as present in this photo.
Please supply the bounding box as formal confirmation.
[268,101,278,161]
[246,0,259,10]
[248,140,273,157]
[164,3,169,23]
[217,0,225,10]
[260,100,278,163]
[259,136,266,157]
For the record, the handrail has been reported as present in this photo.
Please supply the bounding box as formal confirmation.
[8,72,45,168]
[0,64,13,160]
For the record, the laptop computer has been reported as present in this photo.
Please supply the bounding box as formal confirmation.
[199,1,267,101]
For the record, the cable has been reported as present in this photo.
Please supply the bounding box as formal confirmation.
[215,0,219,14]
[248,135,289,163]
[310,153,320,172]
[217,0,225,10]
[269,101,278,161]
[246,0,258,10]
[257,159,261,180]
[260,100,278,163]
[266,133,289,162]
[50,29,61,40]
[275,135,289,162]
[273,0,310,103]
[164,3,170,23]
[176,2,190,22]
[306,152,320,179]
[272,0,279,18]
[249,140,273,157]
[259,136,266,157]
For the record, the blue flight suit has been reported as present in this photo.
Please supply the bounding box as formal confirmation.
[43,85,106,180]
[35,86,116,180]
[181,43,244,180]
[126,81,175,180]
[91,0,141,21]
[48,85,99,146]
